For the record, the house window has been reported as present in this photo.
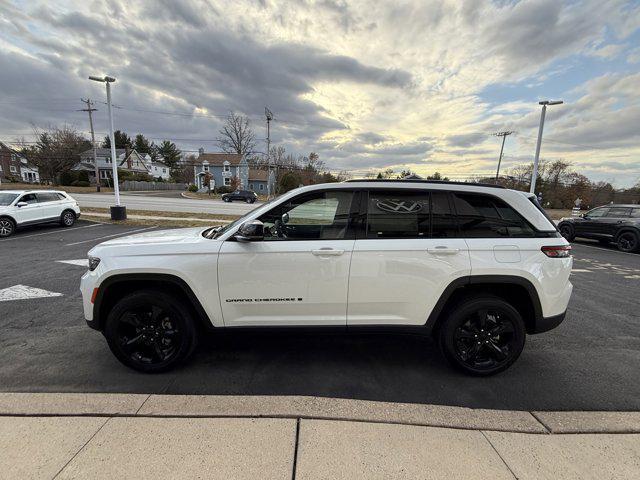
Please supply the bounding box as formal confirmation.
[163,168,166,173]
[224,177,231,186]
[223,163,230,172]
[106,157,112,163]
[10,165,17,173]
[203,165,209,172]
[259,184,264,191]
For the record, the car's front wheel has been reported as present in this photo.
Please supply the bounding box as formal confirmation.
[559,223,575,242]
[617,231,639,253]
[60,210,76,227]
[0,217,15,238]
[104,290,198,373]
[438,296,526,376]
[223,197,231,202]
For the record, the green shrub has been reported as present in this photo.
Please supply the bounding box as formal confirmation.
[71,180,90,187]
[78,170,89,182]
[188,184,198,192]
[216,186,232,194]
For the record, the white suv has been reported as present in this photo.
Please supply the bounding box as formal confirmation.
[81,180,572,376]
[0,190,81,237]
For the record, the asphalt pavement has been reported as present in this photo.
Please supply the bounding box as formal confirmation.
[1,220,639,411]
[73,192,260,215]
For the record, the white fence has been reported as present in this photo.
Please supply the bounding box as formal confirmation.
[121,181,187,191]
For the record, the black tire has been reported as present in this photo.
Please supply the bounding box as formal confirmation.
[438,296,526,376]
[60,210,76,227]
[104,290,198,373]
[558,223,575,242]
[250,198,256,204]
[617,231,639,253]
[0,217,15,238]
[223,197,231,202]
[245,197,252,203]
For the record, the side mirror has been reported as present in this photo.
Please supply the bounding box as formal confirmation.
[281,212,290,224]
[16,202,28,208]
[235,220,264,242]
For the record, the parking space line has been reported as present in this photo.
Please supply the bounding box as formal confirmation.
[65,226,157,246]
[0,223,103,242]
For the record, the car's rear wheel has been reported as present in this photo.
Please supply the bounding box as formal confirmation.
[559,223,575,242]
[60,210,76,227]
[104,290,198,373]
[0,217,15,238]
[438,296,526,376]
[245,197,252,203]
[617,231,639,253]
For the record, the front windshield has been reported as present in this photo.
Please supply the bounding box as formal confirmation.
[0,193,18,206]
[204,196,280,239]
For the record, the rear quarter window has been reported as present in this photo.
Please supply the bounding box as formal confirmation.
[452,193,535,238]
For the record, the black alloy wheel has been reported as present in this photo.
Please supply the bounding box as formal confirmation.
[0,218,15,238]
[104,291,197,373]
[439,296,525,376]
[61,210,76,227]
[617,231,639,253]
[559,224,574,242]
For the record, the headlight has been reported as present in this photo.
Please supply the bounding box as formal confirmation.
[88,256,101,271]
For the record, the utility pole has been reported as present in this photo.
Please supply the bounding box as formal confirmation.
[80,99,100,192]
[531,100,563,194]
[493,131,513,182]
[265,107,273,198]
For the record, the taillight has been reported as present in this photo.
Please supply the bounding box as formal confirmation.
[541,245,571,258]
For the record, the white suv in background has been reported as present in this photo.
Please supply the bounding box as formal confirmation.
[81,180,573,376]
[0,190,81,237]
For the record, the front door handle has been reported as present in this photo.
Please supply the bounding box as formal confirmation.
[312,248,344,256]
[427,246,460,255]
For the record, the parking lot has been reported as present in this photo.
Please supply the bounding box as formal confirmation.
[1,220,638,412]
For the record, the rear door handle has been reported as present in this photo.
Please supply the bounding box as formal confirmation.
[312,248,344,256]
[427,246,460,255]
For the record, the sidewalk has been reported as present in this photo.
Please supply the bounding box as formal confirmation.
[1,393,639,479]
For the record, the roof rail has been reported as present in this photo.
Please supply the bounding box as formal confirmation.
[345,179,505,189]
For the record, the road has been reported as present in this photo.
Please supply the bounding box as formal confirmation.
[74,192,260,215]
[1,221,639,411]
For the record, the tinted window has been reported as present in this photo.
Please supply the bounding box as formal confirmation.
[36,192,60,203]
[586,207,609,218]
[56,193,68,200]
[605,207,631,218]
[0,193,18,206]
[259,190,355,240]
[431,192,457,238]
[452,193,534,238]
[18,193,38,204]
[366,190,430,238]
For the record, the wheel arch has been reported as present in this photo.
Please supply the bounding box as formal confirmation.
[0,214,17,225]
[427,275,543,335]
[93,273,214,332]
[614,226,640,241]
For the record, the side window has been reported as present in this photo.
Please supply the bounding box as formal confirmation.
[586,207,608,218]
[36,192,59,203]
[57,193,68,200]
[452,193,534,238]
[431,192,457,238]
[631,208,640,218]
[19,193,38,204]
[605,207,631,218]
[259,190,355,240]
[366,190,429,238]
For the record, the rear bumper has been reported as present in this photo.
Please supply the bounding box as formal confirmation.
[530,310,566,334]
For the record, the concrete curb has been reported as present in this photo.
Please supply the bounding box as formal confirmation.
[1,393,638,434]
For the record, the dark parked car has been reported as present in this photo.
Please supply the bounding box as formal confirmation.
[221,189,258,203]
[557,204,640,252]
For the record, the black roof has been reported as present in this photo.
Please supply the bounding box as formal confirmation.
[345,179,505,189]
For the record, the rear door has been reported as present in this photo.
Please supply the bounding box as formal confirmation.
[347,189,471,326]
[601,207,632,237]
[35,192,63,220]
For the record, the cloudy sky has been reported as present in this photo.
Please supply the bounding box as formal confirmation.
[1,0,639,186]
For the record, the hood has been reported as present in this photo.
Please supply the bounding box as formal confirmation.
[99,227,207,247]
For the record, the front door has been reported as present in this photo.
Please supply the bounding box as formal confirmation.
[576,206,609,237]
[347,190,471,325]
[13,193,41,224]
[218,189,358,326]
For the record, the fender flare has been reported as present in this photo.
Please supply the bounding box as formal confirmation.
[91,273,213,331]
[426,275,543,331]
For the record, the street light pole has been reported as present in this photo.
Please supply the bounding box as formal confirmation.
[89,75,126,220]
[530,100,563,194]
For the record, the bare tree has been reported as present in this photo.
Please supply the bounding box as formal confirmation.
[216,112,256,155]
[20,126,90,184]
